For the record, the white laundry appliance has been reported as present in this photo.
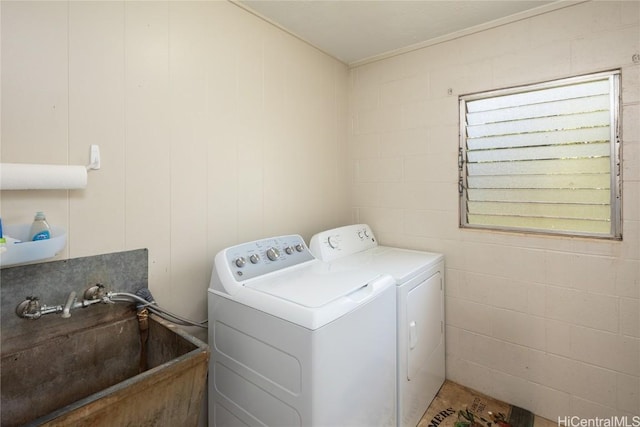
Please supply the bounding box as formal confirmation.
[208,234,397,427]
[310,224,445,427]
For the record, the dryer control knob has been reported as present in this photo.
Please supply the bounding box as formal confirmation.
[234,257,246,268]
[328,236,339,249]
[249,254,260,264]
[266,247,280,261]
[285,246,294,255]
[295,244,304,252]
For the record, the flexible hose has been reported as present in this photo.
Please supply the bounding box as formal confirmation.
[108,291,208,329]
[134,288,155,310]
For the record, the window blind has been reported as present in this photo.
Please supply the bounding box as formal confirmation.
[459,71,621,238]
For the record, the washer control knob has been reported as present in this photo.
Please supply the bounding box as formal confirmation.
[234,257,246,268]
[266,247,280,261]
[358,230,364,239]
[328,236,339,249]
[249,254,260,264]
[364,229,370,238]
[285,246,294,255]
[295,244,304,252]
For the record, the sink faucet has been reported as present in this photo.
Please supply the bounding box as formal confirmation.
[61,291,77,318]
[16,285,111,320]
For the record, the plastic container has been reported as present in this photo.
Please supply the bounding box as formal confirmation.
[29,212,51,241]
[0,224,66,267]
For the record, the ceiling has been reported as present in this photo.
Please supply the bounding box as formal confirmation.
[236,0,561,65]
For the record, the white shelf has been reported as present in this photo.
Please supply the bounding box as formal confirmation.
[0,224,67,267]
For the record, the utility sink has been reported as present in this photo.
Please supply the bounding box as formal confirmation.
[1,314,209,426]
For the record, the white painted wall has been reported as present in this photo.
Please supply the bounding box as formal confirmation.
[349,0,639,419]
[0,1,350,340]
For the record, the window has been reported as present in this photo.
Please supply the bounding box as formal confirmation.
[459,70,621,239]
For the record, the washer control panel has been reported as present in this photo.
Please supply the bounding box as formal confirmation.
[309,224,378,262]
[223,234,314,282]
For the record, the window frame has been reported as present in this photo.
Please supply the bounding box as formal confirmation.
[458,70,622,240]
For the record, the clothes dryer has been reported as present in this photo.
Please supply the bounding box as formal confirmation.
[310,224,445,427]
[208,234,397,427]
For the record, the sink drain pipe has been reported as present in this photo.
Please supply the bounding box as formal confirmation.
[135,289,155,373]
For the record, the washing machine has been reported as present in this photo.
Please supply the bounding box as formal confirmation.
[310,224,445,427]
[208,234,397,427]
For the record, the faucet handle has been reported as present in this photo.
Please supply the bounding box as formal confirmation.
[16,296,41,319]
[84,283,106,300]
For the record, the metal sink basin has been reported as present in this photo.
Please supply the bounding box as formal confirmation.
[1,314,209,426]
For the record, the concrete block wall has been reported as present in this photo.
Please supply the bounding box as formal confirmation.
[348,0,640,419]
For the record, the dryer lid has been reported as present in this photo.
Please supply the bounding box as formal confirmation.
[332,246,443,284]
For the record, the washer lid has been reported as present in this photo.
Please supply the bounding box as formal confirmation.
[219,261,395,330]
[245,263,384,308]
